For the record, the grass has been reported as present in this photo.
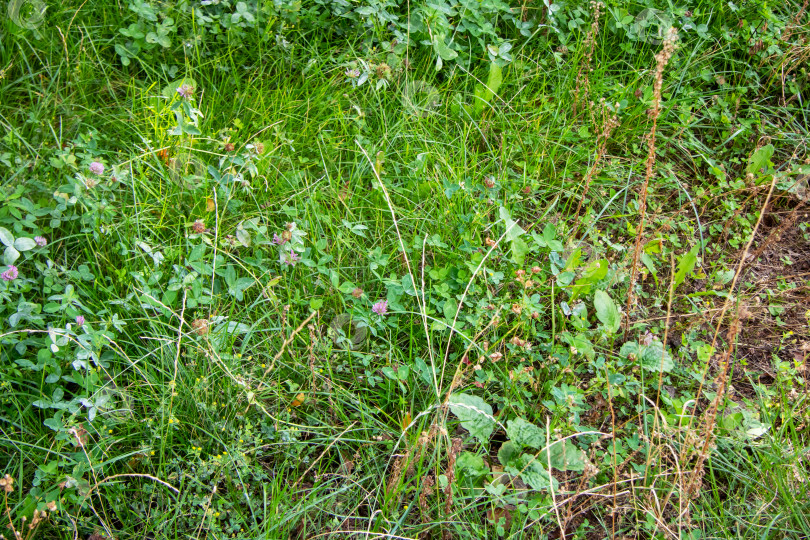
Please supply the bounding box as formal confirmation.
[1,0,810,538]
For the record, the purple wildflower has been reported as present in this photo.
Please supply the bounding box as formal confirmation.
[76,315,85,327]
[272,233,287,245]
[1,265,18,282]
[35,236,47,247]
[279,250,301,267]
[371,300,388,316]
[89,162,105,175]
[177,84,194,99]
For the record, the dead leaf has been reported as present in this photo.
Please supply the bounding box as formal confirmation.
[291,392,306,407]
[486,506,513,529]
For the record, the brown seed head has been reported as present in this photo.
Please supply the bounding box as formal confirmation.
[376,63,392,79]
[0,474,13,493]
[192,319,210,336]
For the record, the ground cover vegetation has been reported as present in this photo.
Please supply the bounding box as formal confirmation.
[1,0,809,537]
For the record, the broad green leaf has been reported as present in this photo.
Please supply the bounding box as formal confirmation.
[620,341,675,373]
[448,393,495,444]
[329,270,340,289]
[506,417,544,448]
[486,62,503,97]
[456,451,489,495]
[433,37,458,61]
[396,365,409,381]
[696,343,714,363]
[43,416,63,431]
[673,246,699,291]
[556,271,575,286]
[0,227,13,247]
[414,357,434,386]
[456,451,490,481]
[338,281,357,294]
[570,259,607,300]
[722,412,743,431]
[562,332,595,360]
[4,245,20,265]
[401,273,417,296]
[563,248,583,272]
[497,441,520,466]
[643,238,663,254]
[235,228,251,247]
[641,252,658,286]
[619,341,641,360]
[510,237,529,265]
[443,298,458,320]
[746,144,774,174]
[540,440,586,472]
[474,62,503,114]
[594,290,621,334]
[543,223,556,244]
[641,342,675,372]
[569,302,589,331]
[498,207,525,241]
[532,223,564,251]
[509,454,558,491]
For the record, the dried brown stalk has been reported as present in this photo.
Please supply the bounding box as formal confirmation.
[625,28,679,334]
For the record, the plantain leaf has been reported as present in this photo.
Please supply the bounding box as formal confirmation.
[506,417,544,448]
[594,290,621,334]
[540,440,586,472]
[448,393,495,444]
[507,454,558,491]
